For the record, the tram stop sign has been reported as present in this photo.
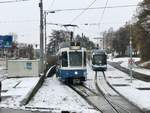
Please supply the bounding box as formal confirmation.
[0,35,13,48]
[128,58,134,68]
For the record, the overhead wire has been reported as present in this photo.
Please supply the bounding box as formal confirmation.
[0,20,39,24]
[98,0,109,34]
[45,3,139,36]
[0,0,35,4]
[81,21,127,26]
[70,0,97,24]
[49,0,55,9]
[46,4,139,13]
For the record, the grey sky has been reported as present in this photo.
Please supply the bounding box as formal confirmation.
[0,0,142,45]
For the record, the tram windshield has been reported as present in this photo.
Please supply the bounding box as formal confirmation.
[69,52,82,66]
[92,54,106,65]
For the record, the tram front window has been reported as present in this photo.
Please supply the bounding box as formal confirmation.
[92,55,106,65]
[69,52,82,66]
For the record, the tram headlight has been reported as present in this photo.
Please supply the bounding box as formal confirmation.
[83,71,87,76]
[75,71,78,75]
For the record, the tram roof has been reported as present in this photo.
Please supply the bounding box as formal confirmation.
[58,47,86,52]
[92,49,106,55]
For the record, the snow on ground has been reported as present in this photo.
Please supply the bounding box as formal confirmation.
[132,68,149,76]
[139,60,150,67]
[108,57,140,63]
[83,62,150,111]
[0,62,99,113]
[26,77,99,113]
[1,58,150,112]
[0,77,40,109]
[105,65,150,111]
[108,57,150,76]
[84,64,99,94]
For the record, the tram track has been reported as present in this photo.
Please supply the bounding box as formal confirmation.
[97,71,144,113]
[68,71,144,113]
[95,73,117,113]
[69,77,123,113]
[68,84,103,113]
[95,72,132,113]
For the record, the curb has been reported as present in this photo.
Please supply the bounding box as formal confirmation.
[46,65,56,77]
[20,75,45,106]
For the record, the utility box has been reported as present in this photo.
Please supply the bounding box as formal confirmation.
[8,59,40,77]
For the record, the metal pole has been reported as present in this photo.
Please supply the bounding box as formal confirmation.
[44,11,47,64]
[129,39,133,83]
[102,37,104,50]
[0,81,1,101]
[95,71,97,83]
[4,48,8,71]
[39,0,44,74]
[129,23,133,83]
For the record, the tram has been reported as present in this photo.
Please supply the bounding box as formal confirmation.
[56,42,87,84]
[91,49,107,71]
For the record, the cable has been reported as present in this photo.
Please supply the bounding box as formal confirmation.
[46,22,63,26]
[46,4,139,13]
[0,20,39,24]
[98,0,109,35]
[0,0,36,4]
[49,0,55,9]
[81,22,126,26]
[99,0,109,23]
[70,0,97,24]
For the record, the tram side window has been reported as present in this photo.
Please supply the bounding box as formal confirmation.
[62,52,68,67]
[84,52,86,66]
[103,55,107,64]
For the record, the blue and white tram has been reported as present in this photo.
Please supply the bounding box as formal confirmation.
[91,49,107,71]
[56,43,87,83]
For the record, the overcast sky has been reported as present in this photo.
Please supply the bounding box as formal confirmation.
[0,0,142,45]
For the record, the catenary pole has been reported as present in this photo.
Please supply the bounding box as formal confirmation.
[44,11,47,64]
[39,0,44,74]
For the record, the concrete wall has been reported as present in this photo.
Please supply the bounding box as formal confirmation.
[8,59,40,77]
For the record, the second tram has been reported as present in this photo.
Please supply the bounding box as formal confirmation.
[91,49,107,71]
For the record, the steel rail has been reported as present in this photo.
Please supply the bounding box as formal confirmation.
[101,72,131,113]
[81,84,98,95]
[68,75,129,113]
[67,70,143,113]
[68,84,103,113]
[95,72,122,113]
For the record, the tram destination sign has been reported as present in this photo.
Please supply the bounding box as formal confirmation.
[0,35,13,48]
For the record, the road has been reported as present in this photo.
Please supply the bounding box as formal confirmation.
[0,108,47,113]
